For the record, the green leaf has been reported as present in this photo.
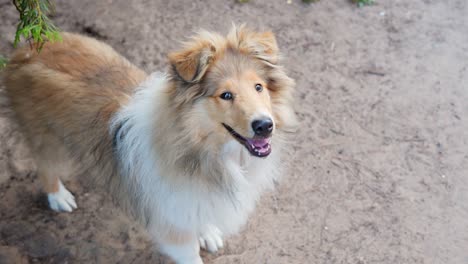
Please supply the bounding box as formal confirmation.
[0,55,7,69]
[354,0,374,7]
[12,0,62,52]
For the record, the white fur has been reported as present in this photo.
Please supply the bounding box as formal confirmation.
[48,180,77,212]
[199,225,223,253]
[110,73,281,263]
[159,241,203,264]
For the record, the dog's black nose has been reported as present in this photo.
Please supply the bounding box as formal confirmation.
[252,118,273,137]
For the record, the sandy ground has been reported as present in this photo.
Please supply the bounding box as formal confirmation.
[1,0,468,263]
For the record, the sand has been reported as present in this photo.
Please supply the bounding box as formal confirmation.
[1,0,468,263]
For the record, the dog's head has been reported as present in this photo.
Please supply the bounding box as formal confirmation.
[167,25,296,158]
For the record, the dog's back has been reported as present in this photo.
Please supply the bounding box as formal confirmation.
[4,33,146,130]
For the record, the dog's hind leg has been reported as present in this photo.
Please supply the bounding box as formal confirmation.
[31,133,77,212]
[41,173,77,213]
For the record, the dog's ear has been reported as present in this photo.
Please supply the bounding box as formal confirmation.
[230,26,279,65]
[243,31,279,64]
[169,42,216,83]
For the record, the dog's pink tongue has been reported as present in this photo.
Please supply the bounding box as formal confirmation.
[247,138,272,156]
[249,138,270,148]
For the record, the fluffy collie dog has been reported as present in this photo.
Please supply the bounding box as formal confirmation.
[3,25,296,264]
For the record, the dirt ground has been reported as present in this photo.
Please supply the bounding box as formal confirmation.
[1,0,468,263]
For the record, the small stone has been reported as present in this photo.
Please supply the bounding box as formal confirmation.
[22,231,60,258]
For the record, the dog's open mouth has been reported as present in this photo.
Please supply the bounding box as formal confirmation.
[222,123,271,157]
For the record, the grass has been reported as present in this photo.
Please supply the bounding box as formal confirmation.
[352,0,375,7]
[0,55,7,69]
[302,0,375,6]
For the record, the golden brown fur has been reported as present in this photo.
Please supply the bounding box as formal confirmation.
[4,33,146,193]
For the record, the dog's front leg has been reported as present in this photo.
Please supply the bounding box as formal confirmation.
[199,224,224,253]
[151,227,203,264]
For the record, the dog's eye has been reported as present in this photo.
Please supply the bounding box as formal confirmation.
[220,92,233,100]
[255,84,263,92]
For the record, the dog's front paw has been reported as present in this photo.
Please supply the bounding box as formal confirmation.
[47,182,77,212]
[199,225,223,253]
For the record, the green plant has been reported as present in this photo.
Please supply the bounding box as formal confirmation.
[352,0,374,7]
[0,55,7,69]
[12,0,61,51]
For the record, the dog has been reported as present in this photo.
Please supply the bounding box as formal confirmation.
[3,25,296,264]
